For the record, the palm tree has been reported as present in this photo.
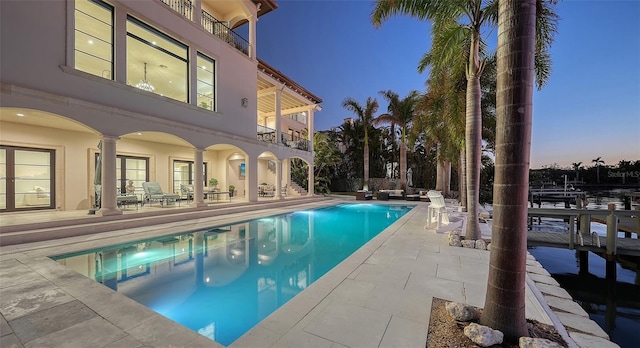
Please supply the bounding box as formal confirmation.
[373,0,498,240]
[481,0,559,342]
[480,0,535,341]
[373,0,557,239]
[592,156,604,184]
[342,97,379,190]
[375,90,419,190]
[572,161,582,182]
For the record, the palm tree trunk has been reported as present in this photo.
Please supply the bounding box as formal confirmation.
[465,73,482,240]
[435,146,443,191]
[480,0,535,341]
[400,131,407,190]
[443,161,451,196]
[459,148,467,212]
[364,143,370,190]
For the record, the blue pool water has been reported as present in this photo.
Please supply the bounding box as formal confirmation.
[52,203,414,345]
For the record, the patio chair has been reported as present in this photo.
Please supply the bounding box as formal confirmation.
[180,184,194,203]
[426,190,465,233]
[142,182,180,207]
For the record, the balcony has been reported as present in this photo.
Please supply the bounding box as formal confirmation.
[201,11,249,56]
[256,126,310,152]
[160,0,249,57]
[160,0,193,20]
[281,134,310,152]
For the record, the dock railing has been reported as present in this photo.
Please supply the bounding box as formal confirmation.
[528,204,639,256]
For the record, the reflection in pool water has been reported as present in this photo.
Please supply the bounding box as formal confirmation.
[53,203,414,345]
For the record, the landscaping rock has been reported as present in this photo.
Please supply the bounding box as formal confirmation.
[463,323,504,347]
[461,239,475,248]
[445,302,479,321]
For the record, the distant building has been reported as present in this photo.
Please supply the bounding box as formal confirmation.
[0,0,322,215]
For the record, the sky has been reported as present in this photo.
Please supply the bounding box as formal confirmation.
[254,0,640,169]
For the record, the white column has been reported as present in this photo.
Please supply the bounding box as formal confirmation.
[193,0,202,24]
[249,14,257,60]
[276,159,283,200]
[284,158,291,194]
[275,88,282,145]
[98,135,123,216]
[247,154,258,202]
[307,163,315,196]
[192,148,206,207]
[307,108,315,154]
[307,108,315,196]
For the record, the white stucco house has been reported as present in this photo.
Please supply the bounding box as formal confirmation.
[0,0,322,216]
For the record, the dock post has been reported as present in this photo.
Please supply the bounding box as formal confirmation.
[578,250,589,275]
[606,203,618,256]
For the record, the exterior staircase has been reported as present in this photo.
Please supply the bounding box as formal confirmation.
[289,182,308,196]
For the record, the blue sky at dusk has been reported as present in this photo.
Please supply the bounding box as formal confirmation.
[255,0,640,169]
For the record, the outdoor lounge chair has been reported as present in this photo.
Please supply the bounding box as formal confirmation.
[142,182,180,207]
[426,190,465,233]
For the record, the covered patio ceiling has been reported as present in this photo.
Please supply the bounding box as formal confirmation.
[256,59,322,117]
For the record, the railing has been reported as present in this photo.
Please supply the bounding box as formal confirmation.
[257,125,276,143]
[160,0,193,20]
[201,10,249,56]
[527,206,639,255]
[281,134,310,151]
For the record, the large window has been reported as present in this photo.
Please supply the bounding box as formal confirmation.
[75,0,113,78]
[173,160,207,194]
[1,146,55,212]
[197,53,216,111]
[126,16,189,102]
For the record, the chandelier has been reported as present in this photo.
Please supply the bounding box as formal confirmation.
[135,62,155,92]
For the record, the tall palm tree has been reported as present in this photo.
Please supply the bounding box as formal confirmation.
[373,0,498,240]
[481,0,559,342]
[480,0,535,341]
[375,90,419,190]
[592,156,604,184]
[342,97,379,190]
[572,161,582,182]
[373,0,557,239]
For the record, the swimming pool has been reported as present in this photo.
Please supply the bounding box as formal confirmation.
[52,203,415,346]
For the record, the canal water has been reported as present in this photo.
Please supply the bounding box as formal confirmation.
[524,195,639,348]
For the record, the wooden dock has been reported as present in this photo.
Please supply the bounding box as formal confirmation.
[527,230,640,257]
[526,207,640,257]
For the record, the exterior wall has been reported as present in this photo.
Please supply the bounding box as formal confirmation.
[0,0,258,139]
[0,0,316,212]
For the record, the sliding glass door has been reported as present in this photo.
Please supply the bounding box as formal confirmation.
[0,146,55,212]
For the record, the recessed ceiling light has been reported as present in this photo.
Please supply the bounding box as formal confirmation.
[202,66,207,70]
[88,40,94,44]
[16,113,24,117]
[169,80,172,83]
[152,41,157,45]
[137,132,142,136]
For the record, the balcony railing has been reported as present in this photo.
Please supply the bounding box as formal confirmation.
[159,1,249,56]
[160,0,193,21]
[257,125,277,143]
[201,10,249,56]
[257,126,311,151]
[281,134,310,151]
